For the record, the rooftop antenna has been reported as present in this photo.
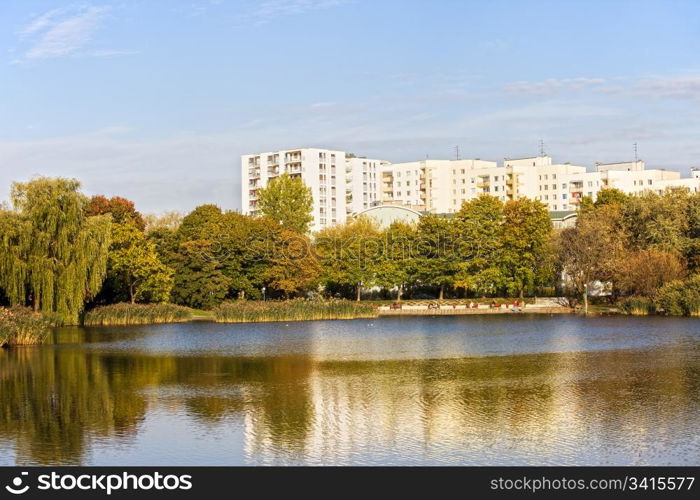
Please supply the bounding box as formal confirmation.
[539,139,546,157]
[454,145,461,161]
[633,142,638,162]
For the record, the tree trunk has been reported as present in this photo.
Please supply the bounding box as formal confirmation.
[439,283,445,301]
[519,288,524,301]
[356,284,362,302]
[32,294,39,313]
[397,284,403,302]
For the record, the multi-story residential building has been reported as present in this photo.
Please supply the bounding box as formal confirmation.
[241,148,388,232]
[382,156,700,213]
[242,148,700,231]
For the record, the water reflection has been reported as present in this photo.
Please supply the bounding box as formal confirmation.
[0,317,698,465]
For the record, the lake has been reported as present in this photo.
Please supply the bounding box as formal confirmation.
[0,314,698,465]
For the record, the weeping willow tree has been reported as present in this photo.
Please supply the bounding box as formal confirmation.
[0,178,111,324]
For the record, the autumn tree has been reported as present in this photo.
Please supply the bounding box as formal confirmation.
[264,230,320,298]
[257,173,313,234]
[86,195,145,230]
[615,249,686,298]
[557,203,628,302]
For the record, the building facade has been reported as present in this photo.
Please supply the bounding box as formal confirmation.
[242,149,700,231]
[241,148,388,232]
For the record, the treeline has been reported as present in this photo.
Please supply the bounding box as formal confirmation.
[557,188,700,314]
[2,175,700,325]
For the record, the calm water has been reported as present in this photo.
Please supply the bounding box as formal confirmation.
[0,315,698,465]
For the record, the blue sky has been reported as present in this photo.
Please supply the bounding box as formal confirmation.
[1,0,699,213]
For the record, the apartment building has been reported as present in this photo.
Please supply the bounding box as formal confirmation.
[242,148,700,231]
[241,148,387,232]
[382,156,700,213]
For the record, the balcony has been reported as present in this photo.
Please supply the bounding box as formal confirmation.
[569,184,584,193]
[476,181,490,188]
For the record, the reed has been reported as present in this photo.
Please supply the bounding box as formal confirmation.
[619,297,656,316]
[213,299,378,323]
[83,303,193,326]
[0,307,52,347]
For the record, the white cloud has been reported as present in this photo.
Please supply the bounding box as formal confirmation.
[504,77,607,96]
[18,5,129,60]
[635,76,700,100]
[244,0,347,25]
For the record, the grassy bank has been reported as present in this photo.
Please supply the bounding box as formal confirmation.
[0,307,52,347]
[213,299,378,323]
[83,303,193,326]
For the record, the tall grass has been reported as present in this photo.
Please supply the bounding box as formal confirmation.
[0,307,52,347]
[619,297,656,315]
[83,303,193,326]
[213,299,378,323]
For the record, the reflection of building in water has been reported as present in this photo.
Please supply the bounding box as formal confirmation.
[240,346,696,465]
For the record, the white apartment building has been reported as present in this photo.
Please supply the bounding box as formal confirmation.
[382,156,700,213]
[241,148,387,232]
[242,148,700,231]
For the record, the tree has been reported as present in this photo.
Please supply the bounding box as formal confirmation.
[453,196,505,295]
[315,217,383,300]
[0,178,111,324]
[257,173,313,234]
[108,221,174,303]
[414,215,460,300]
[170,240,232,309]
[500,198,554,298]
[623,188,690,254]
[594,188,630,208]
[375,221,417,301]
[264,230,320,298]
[615,249,686,298]
[557,203,627,303]
[86,195,145,231]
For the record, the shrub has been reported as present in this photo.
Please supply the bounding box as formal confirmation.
[656,275,700,316]
[213,299,377,323]
[0,307,52,347]
[83,303,193,326]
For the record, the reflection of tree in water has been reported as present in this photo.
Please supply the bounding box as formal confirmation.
[0,343,697,465]
[0,348,152,464]
[0,349,315,464]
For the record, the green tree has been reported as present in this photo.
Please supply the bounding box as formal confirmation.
[257,173,313,234]
[594,188,630,208]
[170,240,232,309]
[453,196,505,295]
[500,198,554,298]
[0,178,111,324]
[108,221,174,303]
[414,215,459,300]
[375,221,417,301]
[316,217,382,301]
